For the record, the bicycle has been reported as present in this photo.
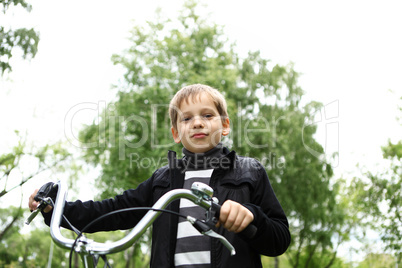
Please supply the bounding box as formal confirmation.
[26,180,257,267]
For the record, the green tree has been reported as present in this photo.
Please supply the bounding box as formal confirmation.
[350,139,402,264]
[356,253,399,268]
[0,207,66,267]
[348,100,401,265]
[0,132,70,245]
[379,140,402,262]
[78,1,346,266]
[0,0,40,74]
[0,223,149,267]
[0,206,24,265]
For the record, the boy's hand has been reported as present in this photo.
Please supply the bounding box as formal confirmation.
[28,189,53,213]
[217,200,254,233]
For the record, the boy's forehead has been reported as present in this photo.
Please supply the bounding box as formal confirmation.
[179,92,214,108]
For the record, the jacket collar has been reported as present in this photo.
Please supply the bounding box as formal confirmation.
[168,147,236,171]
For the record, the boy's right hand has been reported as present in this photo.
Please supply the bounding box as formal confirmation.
[28,189,53,213]
[217,200,254,233]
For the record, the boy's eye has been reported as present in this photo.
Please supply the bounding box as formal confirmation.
[203,114,213,119]
[181,114,214,122]
[182,117,192,122]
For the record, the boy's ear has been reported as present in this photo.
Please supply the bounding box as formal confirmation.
[171,127,181,144]
[222,117,230,136]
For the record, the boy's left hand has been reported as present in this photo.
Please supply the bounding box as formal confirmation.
[217,200,254,233]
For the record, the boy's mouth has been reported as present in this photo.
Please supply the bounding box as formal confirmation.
[192,133,208,138]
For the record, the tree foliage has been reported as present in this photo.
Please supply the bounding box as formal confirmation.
[0,131,70,245]
[347,100,401,264]
[0,220,149,267]
[350,139,402,263]
[0,0,40,74]
[356,253,400,268]
[78,1,346,266]
[0,218,67,267]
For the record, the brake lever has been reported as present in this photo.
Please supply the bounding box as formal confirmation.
[203,229,236,256]
[187,216,236,256]
[25,197,52,225]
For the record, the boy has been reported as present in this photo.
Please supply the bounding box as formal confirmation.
[29,84,290,267]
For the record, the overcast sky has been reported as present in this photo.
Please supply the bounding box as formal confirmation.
[2,0,400,172]
[1,0,401,260]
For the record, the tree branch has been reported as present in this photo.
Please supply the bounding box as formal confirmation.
[0,154,69,198]
[0,203,23,241]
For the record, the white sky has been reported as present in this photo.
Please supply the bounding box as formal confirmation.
[1,0,401,262]
[1,0,400,170]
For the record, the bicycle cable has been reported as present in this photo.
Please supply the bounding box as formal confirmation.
[68,207,187,268]
[48,199,81,235]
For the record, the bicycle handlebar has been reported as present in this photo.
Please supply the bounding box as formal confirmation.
[27,180,258,267]
[49,181,214,255]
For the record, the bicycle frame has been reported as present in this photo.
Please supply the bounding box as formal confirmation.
[48,180,226,267]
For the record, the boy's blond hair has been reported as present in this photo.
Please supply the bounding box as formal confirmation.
[169,84,229,129]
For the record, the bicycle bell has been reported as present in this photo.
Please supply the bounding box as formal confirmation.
[191,182,213,200]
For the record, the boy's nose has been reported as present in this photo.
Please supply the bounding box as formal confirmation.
[193,116,205,128]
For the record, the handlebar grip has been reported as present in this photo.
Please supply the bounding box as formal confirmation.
[212,203,258,239]
[238,221,258,239]
[35,182,58,202]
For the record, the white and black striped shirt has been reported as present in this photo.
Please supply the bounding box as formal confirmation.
[174,169,213,268]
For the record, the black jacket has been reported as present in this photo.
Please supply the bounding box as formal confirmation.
[44,149,290,267]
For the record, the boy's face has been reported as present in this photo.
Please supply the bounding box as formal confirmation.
[171,93,230,153]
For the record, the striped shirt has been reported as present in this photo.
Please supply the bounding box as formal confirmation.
[174,169,213,267]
